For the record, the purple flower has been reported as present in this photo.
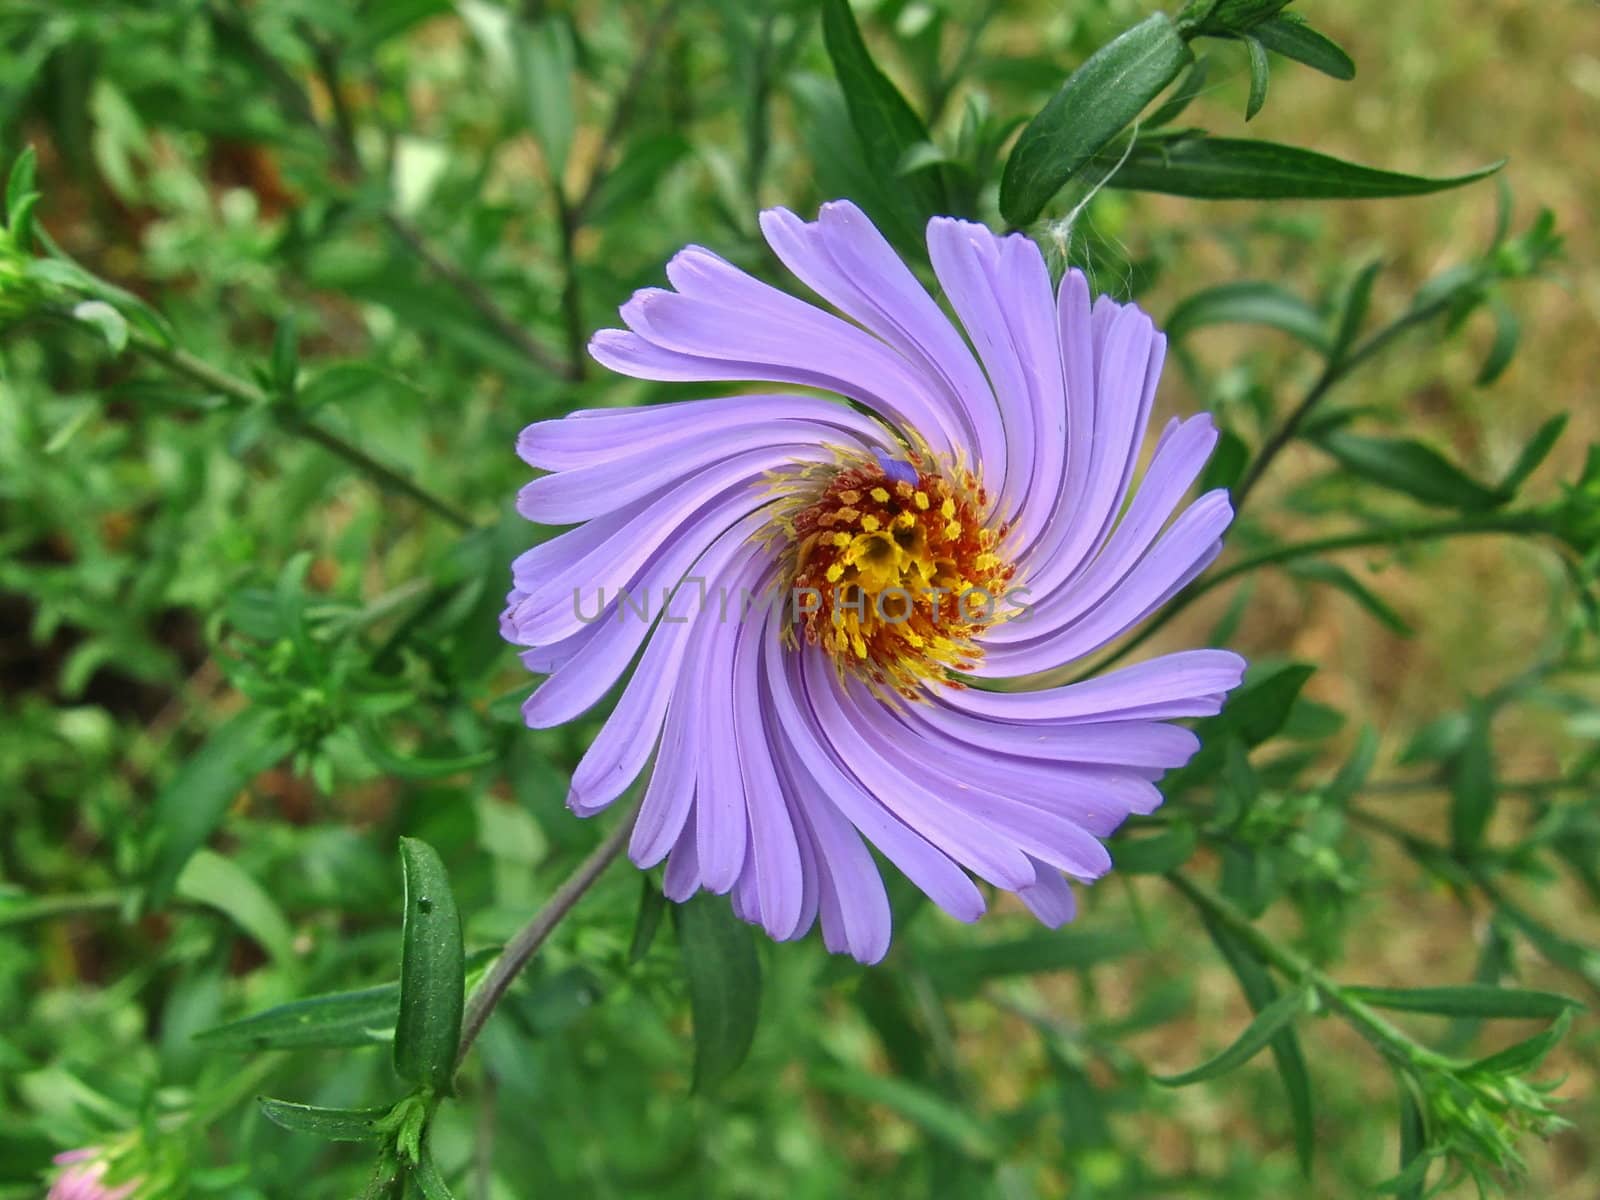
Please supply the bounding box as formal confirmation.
[503,201,1245,963]
[47,1150,138,1200]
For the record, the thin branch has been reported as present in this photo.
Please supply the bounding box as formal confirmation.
[455,800,641,1067]
[129,331,477,530]
[571,0,686,223]
[1233,293,1462,510]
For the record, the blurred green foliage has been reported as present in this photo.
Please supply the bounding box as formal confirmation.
[1,1,1596,1197]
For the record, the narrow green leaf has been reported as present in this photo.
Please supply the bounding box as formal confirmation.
[1330,261,1382,362]
[1476,296,1521,385]
[999,13,1192,225]
[1252,15,1356,81]
[71,300,128,354]
[1165,664,1316,789]
[1111,823,1198,874]
[1395,1086,1429,1200]
[820,0,946,235]
[628,876,667,964]
[517,17,575,180]
[1199,915,1315,1175]
[1199,427,1250,494]
[1467,1009,1573,1075]
[1107,137,1502,201]
[394,838,465,1093]
[1288,561,1415,636]
[412,1141,458,1200]
[1210,0,1294,28]
[1346,984,1581,1021]
[1323,727,1379,806]
[812,1066,998,1159]
[270,315,299,397]
[922,928,1140,995]
[1497,414,1566,495]
[144,709,287,909]
[257,1098,389,1142]
[1449,702,1497,854]
[1315,432,1503,512]
[6,145,38,232]
[195,984,399,1051]
[1165,280,1329,351]
[1155,986,1308,1086]
[175,849,296,965]
[675,893,761,1091]
[1244,37,1269,121]
[1147,55,1211,129]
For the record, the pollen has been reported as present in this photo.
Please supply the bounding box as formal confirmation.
[767,447,1017,698]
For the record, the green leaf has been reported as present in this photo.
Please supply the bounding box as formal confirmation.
[1199,427,1250,494]
[1449,702,1496,854]
[1199,915,1315,1175]
[1345,984,1581,1021]
[820,0,947,238]
[257,1098,389,1142]
[674,893,761,1091]
[517,17,575,181]
[1165,664,1315,789]
[175,850,296,966]
[195,984,399,1051]
[71,300,128,355]
[412,1141,458,1200]
[1497,414,1566,495]
[144,708,288,909]
[628,877,667,965]
[1209,0,1294,28]
[1323,727,1379,806]
[586,133,691,225]
[1476,296,1521,385]
[270,315,299,398]
[1395,1086,1429,1200]
[1147,55,1211,129]
[1467,1009,1573,1075]
[1165,280,1329,351]
[1315,432,1504,512]
[6,145,38,234]
[1111,823,1197,874]
[394,838,465,1094]
[999,13,1192,225]
[922,928,1140,995]
[1107,136,1502,201]
[1153,985,1309,1086]
[811,1066,998,1159]
[1252,15,1356,81]
[1330,260,1382,362]
[1243,37,1269,121]
[1288,560,1414,636]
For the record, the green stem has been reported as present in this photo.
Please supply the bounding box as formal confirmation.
[455,800,641,1069]
[128,331,477,530]
[1168,871,1452,1072]
[1232,268,1463,510]
[1078,511,1548,679]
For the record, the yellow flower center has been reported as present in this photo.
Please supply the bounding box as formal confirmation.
[767,450,1015,698]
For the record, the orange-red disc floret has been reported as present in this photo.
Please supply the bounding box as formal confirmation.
[767,450,1016,699]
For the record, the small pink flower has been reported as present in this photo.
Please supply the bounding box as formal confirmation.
[47,1149,138,1200]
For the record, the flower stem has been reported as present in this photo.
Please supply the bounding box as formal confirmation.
[127,330,477,531]
[455,801,641,1069]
